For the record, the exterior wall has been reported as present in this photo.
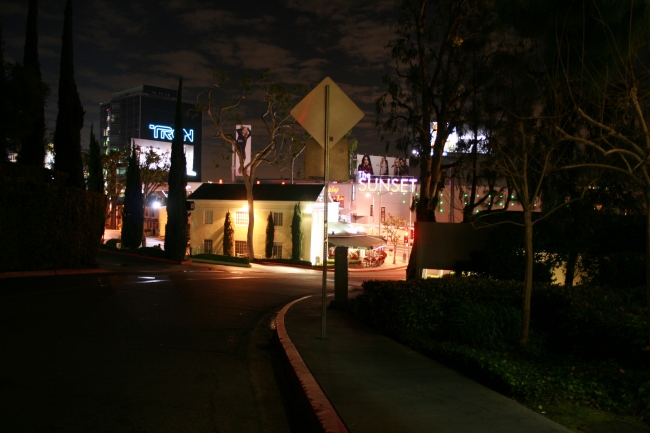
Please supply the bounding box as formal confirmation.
[190,199,314,260]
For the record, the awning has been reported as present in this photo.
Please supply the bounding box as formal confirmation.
[328,235,386,249]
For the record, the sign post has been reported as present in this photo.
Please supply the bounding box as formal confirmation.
[291,77,363,339]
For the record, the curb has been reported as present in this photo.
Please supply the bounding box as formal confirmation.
[275,296,349,433]
[0,268,112,279]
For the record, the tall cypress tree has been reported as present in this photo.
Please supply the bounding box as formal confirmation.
[223,211,234,256]
[53,0,85,188]
[291,203,303,260]
[165,77,187,261]
[17,0,47,166]
[121,146,143,249]
[265,211,274,259]
[87,123,103,193]
[0,23,7,162]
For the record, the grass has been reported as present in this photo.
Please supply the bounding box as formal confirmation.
[544,402,649,433]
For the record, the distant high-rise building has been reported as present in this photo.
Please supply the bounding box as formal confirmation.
[100,85,202,181]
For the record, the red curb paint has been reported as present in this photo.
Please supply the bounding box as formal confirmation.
[276,296,349,433]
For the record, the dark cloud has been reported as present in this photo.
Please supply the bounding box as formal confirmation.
[2,0,400,179]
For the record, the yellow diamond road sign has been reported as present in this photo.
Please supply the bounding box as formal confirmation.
[290,77,364,147]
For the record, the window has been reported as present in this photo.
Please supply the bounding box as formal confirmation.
[235,211,249,225]
[235,240,248,256]
[203,239,213,254]
[204,210,213,224]
[273,212,283,226]
[272,242,283,259]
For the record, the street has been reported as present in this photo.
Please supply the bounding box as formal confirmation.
[0,250,403,433]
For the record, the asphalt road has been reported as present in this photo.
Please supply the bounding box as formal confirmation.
[0,251,403,433]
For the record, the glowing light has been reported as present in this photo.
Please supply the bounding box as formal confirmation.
[148,124,194,142]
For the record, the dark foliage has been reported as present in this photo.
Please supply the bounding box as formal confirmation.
[0,164,105,272]
[265,211,274,259]
[164,77,187,261]
[0,23,7,162]
[291,203,303,260]
[52,0,85,189]
[223,211,234,256]
[349,277,650,415]
[17,0,47,167]
[192,253,249,265]
[87,123,103,194]
[121,146,143,249]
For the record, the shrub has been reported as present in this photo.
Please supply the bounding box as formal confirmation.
[192,253,249,265]
[349,276,650,416]
[445,301,521,347]
[104,238,120,249]
[0,164,105,272]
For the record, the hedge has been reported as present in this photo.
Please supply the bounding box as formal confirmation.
[0,164,105,272]
[349,276,650,416]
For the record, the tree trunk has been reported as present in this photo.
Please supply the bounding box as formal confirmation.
[646,189,650,368]
[520,205,534,347]
[246,182,255,259]
[564,250,578,287]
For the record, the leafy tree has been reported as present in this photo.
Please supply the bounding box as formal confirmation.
[87,123,103,194]
[103,150,125,229]
[139,146,169,210]
[291,203,303,260]
[121,146,143,249]
[197,70,302,258]
[381,213,406,264]
[53,0,84,189]
[265,211,274,259]
[376,0,496,279]
[554,28,650,365]
[165,77,188,261]
[223,211,234,256]
[17,0,48,167]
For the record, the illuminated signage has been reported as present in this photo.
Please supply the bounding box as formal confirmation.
[328,186,339,193]
[148,124,194,142]
[357,172,417,193]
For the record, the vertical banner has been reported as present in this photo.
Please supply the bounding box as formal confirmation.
[234,125,252,176]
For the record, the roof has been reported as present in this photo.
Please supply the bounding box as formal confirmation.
[187,183,324,202]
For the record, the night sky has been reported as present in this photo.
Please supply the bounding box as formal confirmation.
[1,0,399,181]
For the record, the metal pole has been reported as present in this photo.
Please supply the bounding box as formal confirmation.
[321,85,330,339]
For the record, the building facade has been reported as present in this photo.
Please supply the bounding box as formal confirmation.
[99,85,202,181]
[187,183,332,264]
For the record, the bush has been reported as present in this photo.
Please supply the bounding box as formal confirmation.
[253,258,312,266]
[349,276,650,416]
[445,301,521,347]
[192,253,249,265]
[0,164,105,272]
[104,238,120,249]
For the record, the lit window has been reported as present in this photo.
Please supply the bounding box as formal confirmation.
[204,210,213,224]
[235,240,247,256]
[272,242,283,258]
[235,211,249,225]
[203,239,213,254]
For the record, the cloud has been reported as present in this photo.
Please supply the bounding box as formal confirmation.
[337,19,392,65]
[180,8,276,33]
[147,50,213,88]
[0,2,26,17]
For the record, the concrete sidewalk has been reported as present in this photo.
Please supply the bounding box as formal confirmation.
[277,294,572,433]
